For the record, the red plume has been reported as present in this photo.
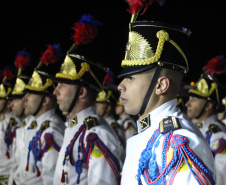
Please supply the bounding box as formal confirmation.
[40,44,63,66]
[14,50,31,70]
[126,0,155,15]
[103,70,114,85]
[3,68,15,81]
[203,55,225,76]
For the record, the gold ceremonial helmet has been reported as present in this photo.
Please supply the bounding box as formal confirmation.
[24,44,63,96]
[189,74,226,112]
[55,50,108,93]
[0,66,17,100]
[188,55,226,111]
[118,21,191,78]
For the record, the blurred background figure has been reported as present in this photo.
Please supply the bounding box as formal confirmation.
[115,97,137,141]
[96,70,126,166]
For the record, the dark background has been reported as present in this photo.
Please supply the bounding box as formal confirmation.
[0,1,226,85]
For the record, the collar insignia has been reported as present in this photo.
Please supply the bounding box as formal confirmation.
[30,120,37,129]
[159,116,181,134]
[139,115,150,132]
[0,114,5,121]
[22,120,26,127]
[70,115,77,127]
[111,122,120,129]
[196,122,203,128]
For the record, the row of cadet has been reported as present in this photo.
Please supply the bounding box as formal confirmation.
[176,55,226,185]
[1,2,226,185]
[0,14,137,185]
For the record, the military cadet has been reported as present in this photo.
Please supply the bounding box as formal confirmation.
[53,14,121,185]
[0,65,19,185]
[117,1,215,184]
[96,73,126,166]
[18,44,65,185]
[8,50,35,185]
[185,55,226,184]
[115,97,137,141]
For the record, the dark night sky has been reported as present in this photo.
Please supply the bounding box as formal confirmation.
[0,1,226,85]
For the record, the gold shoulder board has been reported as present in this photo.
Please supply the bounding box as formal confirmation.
[40,120,50,132]
[84,116,98,130]
[159,116,181,134]
[208,124,221,134]
[9,117,18,127]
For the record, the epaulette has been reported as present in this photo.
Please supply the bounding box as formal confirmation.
[84,116,98,130]
[111,122,120,129]
[208,124,222,134]
[39,120,50,132]
[159,116,181,134]
[9,117,18,127]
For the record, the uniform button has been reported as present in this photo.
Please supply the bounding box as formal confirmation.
[24,174,27,178]
[135,175,137,179]
[26,151,28,154]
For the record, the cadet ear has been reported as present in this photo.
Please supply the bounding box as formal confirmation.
[155,76,170,95]
[79,87,88,99]
[205,102,214,111]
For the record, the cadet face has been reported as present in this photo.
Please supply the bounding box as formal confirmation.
[11,98,24,117]
[53,83,77,112]
[96,102,108,117]
[0,99,6,112]
[23,93,42,116]
[185,96,206,119]
[118,71,151,115]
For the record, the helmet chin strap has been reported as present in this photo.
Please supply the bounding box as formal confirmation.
[195,100,208,119]
[139,67,162,115]
[67,85,81,114]
[33,96,45,117]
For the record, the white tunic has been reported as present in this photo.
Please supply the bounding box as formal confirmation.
[0,112,19,176]
[53,106,121,185]
[121,99,215,185]
[106,115,126,167]
[8,115,34,185]
[19,109,65,185]
[199,115,226,135]
[206,126,226,185]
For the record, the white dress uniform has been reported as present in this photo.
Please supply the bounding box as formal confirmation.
[198,116,226,185]
[209,132,226,185]
[8,115,34,185]
[53,106,121,185]
[121,99,215,185]
[19,109,65,185]
[0,112,19,182]
[106,115,126,167]
[117,114,137,141]
[198,115,226,135]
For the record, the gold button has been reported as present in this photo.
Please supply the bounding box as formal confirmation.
[135,175,137,180]
[24,174,27,178]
